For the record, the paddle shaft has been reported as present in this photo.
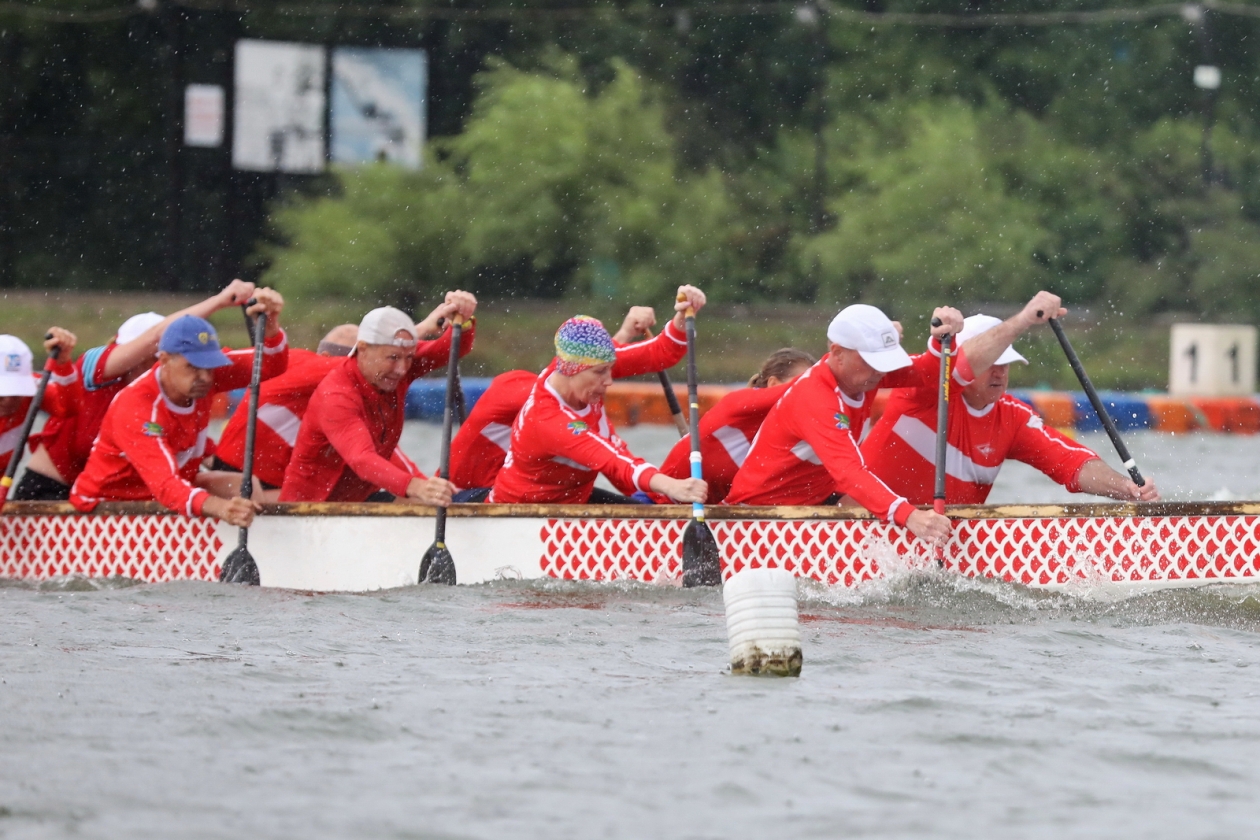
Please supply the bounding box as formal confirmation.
[0,337,59,510]
[236,311,267,549]
[1048,316,1145,487]
[642,325,687,437]
[932,320,952,515]
[683,309,706,522]
[434,319,464,545]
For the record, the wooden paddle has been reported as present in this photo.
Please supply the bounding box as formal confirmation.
[419,316,464,585]
[679,297,721,587]
[220,309,266,585]
[0,334,58,514]
[1046,313,1147,488]
[643,325,688,437]
[930,318,953,515]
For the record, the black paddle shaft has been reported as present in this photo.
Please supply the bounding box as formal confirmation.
[434,319,464,544]
[238,312,268,538]
[2,336,59,487]
[1048,316,1146,487]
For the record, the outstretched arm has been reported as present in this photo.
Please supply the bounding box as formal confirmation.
[960,290,1066,381]
[1075,459,1160,501]
[101,279,257,380]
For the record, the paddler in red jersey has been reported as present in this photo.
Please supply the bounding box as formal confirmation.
[0,334,53,476]
[725,303,962,546]
[212,323,359,499]
[862,291,1161,505]
[449,292,701,501]
[279,292,477,505]
[489,305,708,506]
[70,290,289,527]
[654,348,815,504]
[14,279,259,501]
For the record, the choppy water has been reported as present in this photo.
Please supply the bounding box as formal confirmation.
[4,428,1260,838]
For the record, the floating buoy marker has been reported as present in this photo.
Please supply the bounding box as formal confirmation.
[723,568,802,677]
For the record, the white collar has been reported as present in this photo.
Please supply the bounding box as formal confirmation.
[544,375,592,417]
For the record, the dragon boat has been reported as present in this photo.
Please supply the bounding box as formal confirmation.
[3,500,1260,592]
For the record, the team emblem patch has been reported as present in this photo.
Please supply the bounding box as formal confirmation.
[142,421,164,437]
[198,331,210,345]
[834,412,850,430]
[567,420,589,435]
[4,354,20,372]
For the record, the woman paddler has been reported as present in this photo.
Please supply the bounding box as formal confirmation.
[653,348,815,504]
[488,313,707,506]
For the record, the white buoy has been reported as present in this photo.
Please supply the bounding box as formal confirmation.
[723,567,802,677]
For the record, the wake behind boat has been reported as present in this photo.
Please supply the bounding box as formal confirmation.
[4,499,1259,593]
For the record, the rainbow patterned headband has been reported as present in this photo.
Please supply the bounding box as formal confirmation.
[554,315,616,376]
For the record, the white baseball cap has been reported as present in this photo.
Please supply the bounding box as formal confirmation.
[356,307,417,347]
[826,304,911,373]
[116,312,165,346]
[956,314,1028,365]
[0,335,36,397]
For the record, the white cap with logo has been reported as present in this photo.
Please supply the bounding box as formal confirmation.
[357,307,418,348]
[116,312,165,346]
[956,314,1028,365]
[826,304,912,373]
[0,335,35,398]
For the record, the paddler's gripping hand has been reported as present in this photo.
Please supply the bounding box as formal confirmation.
[672,285,707,327]
[43,327,77,358]
[906,508,951,546]
[245,288,285,337]
[1020,291,1067,327]
[418,291,478,337]
[613,306,657,344]
[929,308,964,338]
[214,279,257,310]
[204,495,262,529]
[648,473,708,504]
[405,476,454,508]
[1126,476,1160,502]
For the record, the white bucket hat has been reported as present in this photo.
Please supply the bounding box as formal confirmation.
[956,314,1028,365]
[826,304,912,373]
[116,312,165,346]
[0,335,36,397]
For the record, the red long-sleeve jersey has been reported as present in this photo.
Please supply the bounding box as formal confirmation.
[28,343,137,484]
[215,349,341,488]
[449,319,687,490]
[861,369,1099,505]
[279,322,475,502]
[70,331,289,515]
[658,383,790,503]
[724,350,947,523]
[488,375,660,504]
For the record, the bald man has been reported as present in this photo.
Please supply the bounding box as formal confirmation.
[214,324,365,497]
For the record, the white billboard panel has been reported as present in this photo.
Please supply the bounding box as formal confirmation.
[184,84,224,148]
[331,47,426,169]
[232,40,326,172]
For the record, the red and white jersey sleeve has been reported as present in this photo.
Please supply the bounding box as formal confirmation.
[609,319,687,377]
[0,397,33,476]
[413,319,476,378]
[659,384,788,503]
[861,366,1098,505]
[215,349,339,487]
[448,369,537,490]
[724,357,913,525]
[489,377,660,504]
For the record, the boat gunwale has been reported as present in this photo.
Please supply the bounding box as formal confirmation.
[3,500,1260,520]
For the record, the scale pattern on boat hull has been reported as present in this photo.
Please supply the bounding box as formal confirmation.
[4,505,1260,591]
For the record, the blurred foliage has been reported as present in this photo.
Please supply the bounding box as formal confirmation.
[9,0,1260,337]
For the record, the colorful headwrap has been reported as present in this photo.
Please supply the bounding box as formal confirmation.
[554,315,616,376]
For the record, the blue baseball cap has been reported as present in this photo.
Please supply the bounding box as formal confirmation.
[158,315,231,369]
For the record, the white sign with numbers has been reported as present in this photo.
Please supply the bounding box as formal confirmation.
[1169,324,1257,396]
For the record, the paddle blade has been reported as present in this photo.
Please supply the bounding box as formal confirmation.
[220,545,260,585]
[419,542,457,586]
[682,521,722,588]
